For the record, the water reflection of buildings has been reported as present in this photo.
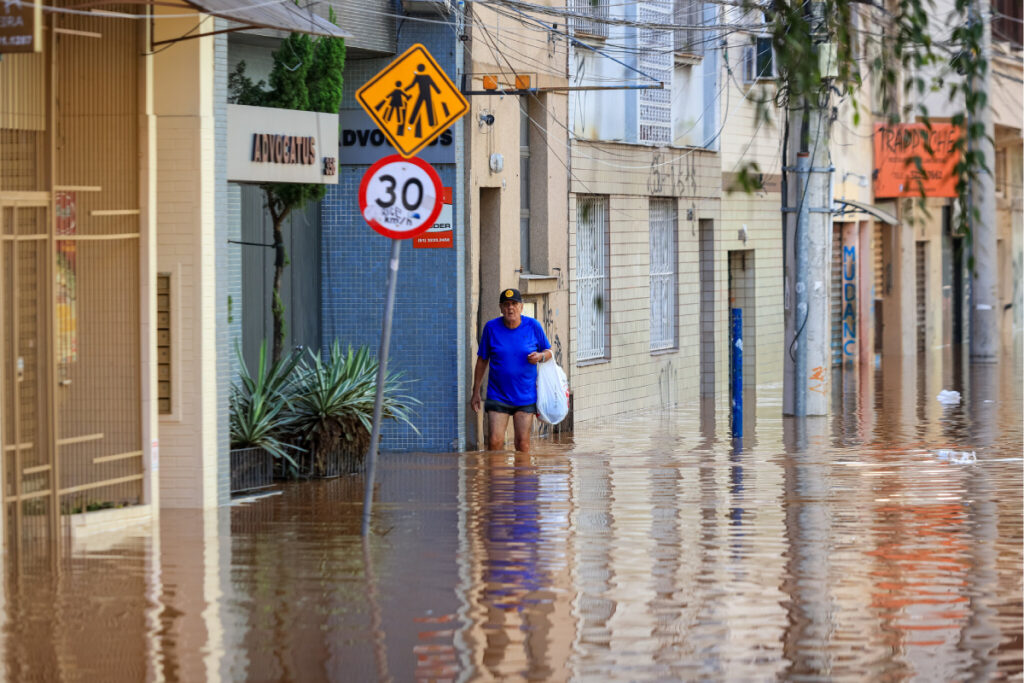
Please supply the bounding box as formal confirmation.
[813,350,1020,679]
[0,360,1018,679]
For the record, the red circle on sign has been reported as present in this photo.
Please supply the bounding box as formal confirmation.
[358,155,444,240]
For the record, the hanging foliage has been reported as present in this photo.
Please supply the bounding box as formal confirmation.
[733,0,988,245]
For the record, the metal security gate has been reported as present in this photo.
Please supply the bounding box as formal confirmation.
[830,225,843,367]
[916,241,927,353]
[240,184,321,371]
[576,196,608,361]
[1,202,57,556]
[1,8,144,557]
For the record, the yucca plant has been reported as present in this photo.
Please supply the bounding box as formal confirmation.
[289,342,420,476]
[230,341,305,470]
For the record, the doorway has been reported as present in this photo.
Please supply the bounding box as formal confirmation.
[1,201,57,560]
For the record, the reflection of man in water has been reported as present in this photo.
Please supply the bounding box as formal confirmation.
[375,80,410,136]
[405,64,442,137]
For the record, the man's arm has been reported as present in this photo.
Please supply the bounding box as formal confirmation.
[470,356,488,413]
[528,320,552,364]
[527,349,552,364]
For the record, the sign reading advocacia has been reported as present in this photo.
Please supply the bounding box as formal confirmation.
[1,0,41,53]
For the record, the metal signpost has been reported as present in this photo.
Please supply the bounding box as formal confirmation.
[358,155,442,536]
[351,47,467,683]
[356,45,468,537]
[355,43,469,159]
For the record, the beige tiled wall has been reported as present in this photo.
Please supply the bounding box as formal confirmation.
[568,135,787,424]
[153,22,220,509]
[569,143,728,423]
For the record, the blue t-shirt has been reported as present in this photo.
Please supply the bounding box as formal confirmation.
[478,316,550,406]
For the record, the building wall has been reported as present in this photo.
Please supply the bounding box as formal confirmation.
[154,11,222,508]
[214,27,231,504]
[464,2,570,448]
[715,7,787,390]
[568,143,725,423]
[718,189,784,387]
[321,18,462,452]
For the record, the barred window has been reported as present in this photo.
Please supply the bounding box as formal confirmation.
[649,199,677,351]
[674,0,705,57]
[568,0,609,39]
[577,196,609,362]
[520,98,531,272]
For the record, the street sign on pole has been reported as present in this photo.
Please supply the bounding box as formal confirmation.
[358,154,443,537]
[359,155,444,240]
[356,43,469,159]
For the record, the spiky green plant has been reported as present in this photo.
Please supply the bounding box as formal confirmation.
[229,340,305,469]
[289,342,420,475]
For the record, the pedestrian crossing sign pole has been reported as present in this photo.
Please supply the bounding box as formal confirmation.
[357,45,468,537]
[356,43,469,159]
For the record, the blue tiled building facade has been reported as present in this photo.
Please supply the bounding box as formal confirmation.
[322,21,461,452]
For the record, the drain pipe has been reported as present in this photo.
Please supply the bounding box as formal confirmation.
[794,152,810,417]
[454,0,467,451]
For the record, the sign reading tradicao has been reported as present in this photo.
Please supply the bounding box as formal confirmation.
[873,123,961,198]
[227,104,339,184]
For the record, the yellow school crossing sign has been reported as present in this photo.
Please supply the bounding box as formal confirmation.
[356,43,469,159]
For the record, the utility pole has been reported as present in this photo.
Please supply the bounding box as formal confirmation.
[783,0,835,416]
[969,0,999,362]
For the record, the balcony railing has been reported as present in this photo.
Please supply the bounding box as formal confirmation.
[569,0,609,39]
[674,0,704,57]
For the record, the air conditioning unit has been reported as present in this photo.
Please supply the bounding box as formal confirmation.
[401,0,452,15]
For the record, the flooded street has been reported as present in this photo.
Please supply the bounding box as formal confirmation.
[2,353,1021,681]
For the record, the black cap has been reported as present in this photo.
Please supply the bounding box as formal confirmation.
[499,288,523,303]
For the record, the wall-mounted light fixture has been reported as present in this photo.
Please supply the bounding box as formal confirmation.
[842,171,869,188]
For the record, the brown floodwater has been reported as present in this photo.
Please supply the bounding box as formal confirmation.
[2,351,1022,681]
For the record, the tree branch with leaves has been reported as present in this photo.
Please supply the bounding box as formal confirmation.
[229,13,346,363]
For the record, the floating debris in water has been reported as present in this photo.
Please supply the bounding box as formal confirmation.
[935,449,977,464]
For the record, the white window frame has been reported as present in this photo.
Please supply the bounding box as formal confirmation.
[576,196,609,362]
[520,98,531,272]
[742,34,777,83]
[649,198,678,351]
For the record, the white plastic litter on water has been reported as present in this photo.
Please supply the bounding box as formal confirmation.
[936,389,961,404]
[935,449,977,464]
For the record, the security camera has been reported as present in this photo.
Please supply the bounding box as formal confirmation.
[479,113,495,126]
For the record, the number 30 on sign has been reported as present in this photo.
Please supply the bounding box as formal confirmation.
[358,155,443,240]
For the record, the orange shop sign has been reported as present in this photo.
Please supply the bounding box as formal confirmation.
[873,123,961,198]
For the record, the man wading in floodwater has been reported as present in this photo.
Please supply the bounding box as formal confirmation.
[471,288,552,453]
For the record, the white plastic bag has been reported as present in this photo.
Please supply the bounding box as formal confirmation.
[536,360,569,425]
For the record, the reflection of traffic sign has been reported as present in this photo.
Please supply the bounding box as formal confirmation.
[356,43,469,159]
[359,155,443,240]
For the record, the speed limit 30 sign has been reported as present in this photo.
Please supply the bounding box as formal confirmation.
[359,155,443,240]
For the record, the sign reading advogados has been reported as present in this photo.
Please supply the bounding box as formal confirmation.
[873,123,961,198]
[227,104,338,184]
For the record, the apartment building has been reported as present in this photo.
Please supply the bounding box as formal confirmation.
[566,0,786,425]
